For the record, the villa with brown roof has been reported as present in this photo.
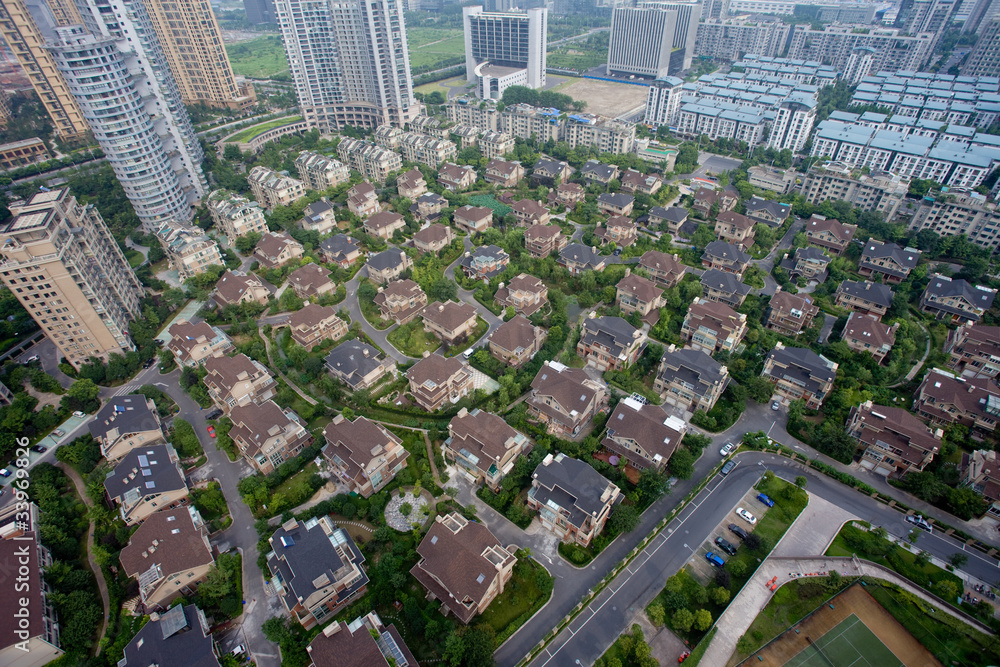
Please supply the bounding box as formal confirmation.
[581,160,618,185]
[547,182,585,209]
[765,289,820,336]
[577,316,647,371]
[445,408,532,491]
[412,224,454,254]
[648,206,688,235]
[512,199,550,227]
[527,360,607,436]
[680,298,748,354]
[346,182,381,218]
[805,215,856,256]
[701,241,750,277]
[620,168,663,195]
[204,353,276,414]
[920,274,997,324]
[524,224,567,258]
[595,215,637,247]
[411,513,516,624]
[762,343,838,409]
[484,159,524,187]
[422,300,479,345]
[495,273,548,316]
[858,240,921,284]
[454,205,493,233]
[406,354,474,411]
[119,507,213,610]
[89,394,165,462]
[320,234,364,268]
[654,345,730,414]
[366,248,414,284]
[364,211,406,240]
[531,157,573,185]
[306,612,416,667]
[847,401,940,477]
[914,368,1000,434]
[375,279,427,324]
[411,193,448,222]
[616,270,665,321]
[322,415,409,496]
[638,250,686,287]
[166,320,232,367]
[437,163,476,191]
[288,304,348,350]
[213,271,272,307]
[714,211,755,250]
[230,400,312,474]
[596,192,634,217]
[842,312,898,364]
[489,315,547,367]
[325,340,396,390]
[301,199,340,235]
[527,452,621,547]
[834,280,893,320]
[693,186,738,214]
[397,168,427,199]
[253,231,304,268]
[287,263,336,300]
[946,323,1000,379]
[779,246,830,282]
[603,397,687,472]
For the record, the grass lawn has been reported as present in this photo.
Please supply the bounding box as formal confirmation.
[387,320,441,357]
[414,76,466,96]
[227,115,303,143]
[190,481,232,532]
[125,249,144,268]
[442,317,489,356]
[406,27,465,74]
[226,35,288,78]
[480,552,553,641]
[270,462,320,507]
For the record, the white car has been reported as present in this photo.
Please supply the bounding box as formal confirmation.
[736,507,757,525]
[719,442,735,457]
[72,411,85,418]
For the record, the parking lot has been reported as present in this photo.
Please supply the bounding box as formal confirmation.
[692,154,743,181]
[687,487,775,583]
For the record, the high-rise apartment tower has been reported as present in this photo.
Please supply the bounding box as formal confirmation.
[244,0,275,23]
[0,0,89,140]
[463,6,547,99]
[0,189,143,369]
[961,19,1000,76]
[608,1,701,78]
[276,0,419,132]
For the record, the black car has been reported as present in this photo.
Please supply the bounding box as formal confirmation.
[31,445,47,454]
[205,409,223,420]
[714,536,738,555]
[728,523,749,540]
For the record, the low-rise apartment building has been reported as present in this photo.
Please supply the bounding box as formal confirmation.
[207,189,268,244]
[654,344,730,414]
[945,323,1000,379]
[834,280,893,319]
[89,394,165,462]
[295,151,350,190]
[577,316,647,371]
[921,274,998,324]
[842,312,898,364]
[489,315,547,367]
[324,339,396,390]
[288,304,348,350]
[495,273,548,316]
[602,397,687,472]
[799,162,909,219]
[847,401,940,477]
[248,166,306,210]
[155,220,224,280]
[765,289,820,336]
[104,443,187,525]
[204,353,276,414]
[375,279,427,324]
[166,320,232,367]
[322,414,409,496]
[337,137,402,182]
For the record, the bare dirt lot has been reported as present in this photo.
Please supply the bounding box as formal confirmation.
[557,78,649,118]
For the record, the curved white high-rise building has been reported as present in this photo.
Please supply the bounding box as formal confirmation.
[50,26,190,228]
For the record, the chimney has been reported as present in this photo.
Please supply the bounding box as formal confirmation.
[624,268,631,277]
[458,407,468,418]
[439,304,445,312]
[362,348,370,357]
[332,414,345,425]
[423,350,431,358]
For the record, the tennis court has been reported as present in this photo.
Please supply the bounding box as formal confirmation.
[784,614,904,667]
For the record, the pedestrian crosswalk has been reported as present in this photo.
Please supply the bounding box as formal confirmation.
[111,382,141,397]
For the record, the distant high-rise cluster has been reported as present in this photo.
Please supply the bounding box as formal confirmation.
[463,5,547,99]
[608,1,701,78]
[275,0,419,132]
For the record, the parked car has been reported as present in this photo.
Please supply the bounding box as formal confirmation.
[906,514,932,532]
[25,355,38,363]
[31,445,47,454]
[72,411,86,418]
[205,409,223,420]
[714,536,738,556]
[207,425,216,438]
[771,401,780,411]
[0,468,11,478]
[719,442,735,457]
[756,493,775,508]
[52,429,65,438]
[736,507,757,525]
[705,552,726,567]
[720,460,736,476]
[728,523,748,540]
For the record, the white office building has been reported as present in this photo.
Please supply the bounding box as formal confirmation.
[276,0,420,132]
[49,19,205,231]
[464,5,547,99]
[608,1,701,78]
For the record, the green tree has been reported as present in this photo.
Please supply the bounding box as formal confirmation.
[647,602,665,625]
[710,586,730,605]
[672,608,694,633]
[234,231,263,255]
[668,448,695,479]
[693,608,713,631]
[608,504,640,534]
[61,378,100,413]
[949,552,969,568]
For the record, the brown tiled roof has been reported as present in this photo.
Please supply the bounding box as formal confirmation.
[605,214,635,229]
[490,315,541,353]
[506,273,545,294]
[851,402,939,460]
[525,224,561,241]
[414,223,452,245]
[288,303,341,329]
[307,621,386,666]
[119,508,212,578]
[455,205,493,222]
[918,370,1000,421]
[411,514,514,623]
[770,290,818,316]
[229,400,305,459]
[686,299,743,333]
[377,278,424,301]
[214,271,270,304]
[557,182,584,195]
[449,409,527,474]
[287,263,335,296]
[398,168,424,188]
[843,312,896,348]
[529,362,601,418]
[513,199,547,217]
[366,210,404,231]
[406,354,467,387]
[439,163,473,181]
[486,159,519,176]
[204,353,271,392]
[349,182,376,199]
[255,231,301,259]
[638,250,685,278]
[717,210,754,231]
[603,400,682,464]
[168,320,222,357]
[807,215,856,242]
[422,300,477,331]
[617,273,662,303]
[621,168,661,189]
[322,415,403,480]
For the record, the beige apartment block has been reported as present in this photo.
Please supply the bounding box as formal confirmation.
[0,190,143,369]
[207,189,268,244]
[0,0,88,140]
[143,0,254,110]
[248,166,306,210]
[154,219,224,281]
[295,151,350,190]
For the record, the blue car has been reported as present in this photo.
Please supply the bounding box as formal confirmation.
[757,493,775,507]
[705,552,726,568]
